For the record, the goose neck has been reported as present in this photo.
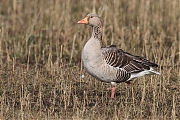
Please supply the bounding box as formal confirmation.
[92,22,102,41]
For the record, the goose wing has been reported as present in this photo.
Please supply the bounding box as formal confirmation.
[102,45,158,73]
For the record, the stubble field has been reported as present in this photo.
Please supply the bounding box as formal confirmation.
[0,0,180,119]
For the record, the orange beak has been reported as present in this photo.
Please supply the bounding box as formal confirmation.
[78,17,88,24]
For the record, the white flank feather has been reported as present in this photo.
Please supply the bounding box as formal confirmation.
[128,67,160,81]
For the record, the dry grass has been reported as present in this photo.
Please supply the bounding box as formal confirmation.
[0,0,179,119]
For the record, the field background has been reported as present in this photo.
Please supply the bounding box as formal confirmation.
[0,0,180,119]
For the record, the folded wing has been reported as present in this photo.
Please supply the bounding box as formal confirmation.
[102,45,158,73]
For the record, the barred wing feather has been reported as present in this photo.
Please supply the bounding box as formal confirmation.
[102,45,158,73]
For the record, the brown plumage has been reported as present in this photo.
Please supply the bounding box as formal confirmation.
[78,13,160,98]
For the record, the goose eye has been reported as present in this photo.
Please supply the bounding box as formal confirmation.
[90,16,93,18]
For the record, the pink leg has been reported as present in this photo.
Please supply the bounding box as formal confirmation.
[111,86,116,98]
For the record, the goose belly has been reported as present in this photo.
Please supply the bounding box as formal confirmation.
[82,57,117,83]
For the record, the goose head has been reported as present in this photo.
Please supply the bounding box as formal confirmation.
[78,13,101,27]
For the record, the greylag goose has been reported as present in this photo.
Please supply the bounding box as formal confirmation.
[78,13,160,98]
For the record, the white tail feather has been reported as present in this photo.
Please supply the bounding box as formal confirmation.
[128,67,160,81]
